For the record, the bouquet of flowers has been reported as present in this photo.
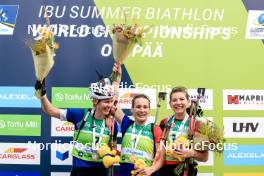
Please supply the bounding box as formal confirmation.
[193,119,225,153]
[110,21,149,82]
[27,23,59,98]
[173,118,225,176]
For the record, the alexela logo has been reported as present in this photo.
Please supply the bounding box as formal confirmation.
[0,143,40,164]
[0,5,19,35]
[0,87,40,108]
[224,117,264,138]
[224,145,264,166]
[118,88,157,109]
[0,172,40,176]
[51,118,74,137]
[246,10,264,39]
[166,88,213,110]
[223,90,264,110]
[224,174,264,176]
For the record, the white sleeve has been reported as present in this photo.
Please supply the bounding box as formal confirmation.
[59,109,67,121]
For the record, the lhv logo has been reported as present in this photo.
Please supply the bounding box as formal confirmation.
[0,5,19,35]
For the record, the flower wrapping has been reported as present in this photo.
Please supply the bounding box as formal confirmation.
[112,31,136,65]
[28,26,59,98]
[110,23,149,82]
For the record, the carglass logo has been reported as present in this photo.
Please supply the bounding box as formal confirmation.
[0,5,19,35]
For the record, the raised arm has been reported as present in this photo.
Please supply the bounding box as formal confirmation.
[40,95,61,119]
[111,63,125,125]
[35,79,61,119]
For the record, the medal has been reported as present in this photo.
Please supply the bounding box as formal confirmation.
[92,152,99,160]
[130,153,137,163]
[130,123,146,163]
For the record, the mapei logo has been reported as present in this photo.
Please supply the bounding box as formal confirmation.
[223,90,264,110]
[56,150,69,161]
[227,95,239,104]
[0,5,19,35]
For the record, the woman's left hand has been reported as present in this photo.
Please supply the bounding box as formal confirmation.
[134,167,155,176]
[173,148,195,159]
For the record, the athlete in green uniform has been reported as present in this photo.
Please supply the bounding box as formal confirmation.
[114,94,165,176]
[35,64,121,176]
[159,87,208,176]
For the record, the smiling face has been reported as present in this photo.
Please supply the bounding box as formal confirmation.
[170,89,190,118]
[132,96,150,125]
[93,98,114,117]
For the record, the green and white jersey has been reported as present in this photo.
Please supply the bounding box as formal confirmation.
[121,119,155,167]
[165,114,190,163]
[71,111,111,162]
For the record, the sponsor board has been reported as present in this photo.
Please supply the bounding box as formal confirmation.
[50,143,72,165]
[118,88,157,109]
[223,90,264,110]
[52,87,92,108]
[0,114,41,136]
[224,145,264,166]
[0,87,40,108]
[0,5,19,35]
[198,174,214,176]
[245,10,264,39]
[224,117,264,138]
[0,172,40,176]
[0,143,40,164]
[166,88,213,110]
[50,173,70,176]
[224,174,264,176]
[51,118,74,137]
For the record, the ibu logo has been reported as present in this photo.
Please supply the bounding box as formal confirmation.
[257,13,264,25]
[0,5,19,35]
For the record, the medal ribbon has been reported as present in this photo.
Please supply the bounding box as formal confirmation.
[131,123,147,153]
